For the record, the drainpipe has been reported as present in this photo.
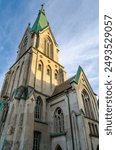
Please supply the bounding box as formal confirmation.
[64,89,75,150]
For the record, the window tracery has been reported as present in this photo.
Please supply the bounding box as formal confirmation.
[34,96,42,120]
[81,90,94,119]
[54,107,64,133]
[44,37,53,59]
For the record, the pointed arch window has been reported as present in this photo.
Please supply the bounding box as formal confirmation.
[44,37,53,59]
[55,70,58,80]
[34,96,42,120]
[47,68,50,75]
[38,61,43,71]
[54,107,64,133]
[82,90,94,119]
[38,64,42,71]
[47,65,51,76]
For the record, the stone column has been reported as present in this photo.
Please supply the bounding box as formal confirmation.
[19,97,35,150]
[27,49,37,88]
[71,112,81,150]
[11,99,25,150]
[77,115,89,150]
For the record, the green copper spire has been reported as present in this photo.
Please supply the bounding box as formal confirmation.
[31,4,49,32]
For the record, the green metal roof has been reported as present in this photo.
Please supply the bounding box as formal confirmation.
[70,66,82,84]
[31,5,49,32]
[75,65,82,82]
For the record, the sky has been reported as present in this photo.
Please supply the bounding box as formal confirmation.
[0,0,99,94]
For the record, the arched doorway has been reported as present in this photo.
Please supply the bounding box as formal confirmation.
[55,144,62,150]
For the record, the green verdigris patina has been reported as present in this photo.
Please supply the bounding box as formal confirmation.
[70,65,83,84]
[12,86,34,100]
[0,99,7,111]
[31,5,49,33]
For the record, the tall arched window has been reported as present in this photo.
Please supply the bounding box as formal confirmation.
[82,90,94,119]
[46,65,52,91]
[54,70,58,80]
[46,65,52,77]
[38,61,43,72]
[34,96,42,120]
[44,37,53,59]
[50,42,53,59]
[54,107,64,133]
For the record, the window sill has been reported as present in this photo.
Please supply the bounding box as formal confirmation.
[50,132,66,137]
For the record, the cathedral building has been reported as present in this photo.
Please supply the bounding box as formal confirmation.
[0,5,99,150]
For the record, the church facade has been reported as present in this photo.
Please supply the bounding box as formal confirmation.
[0,5,99,150]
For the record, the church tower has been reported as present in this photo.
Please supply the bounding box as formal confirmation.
[1,5,66,98]
[0,5,67,150]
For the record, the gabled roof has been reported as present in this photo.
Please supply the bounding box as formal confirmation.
[31,5,49,33]
[51,76,75,97]
[71,66,95,94]
[52,66,83,97]
[51,66,95,97]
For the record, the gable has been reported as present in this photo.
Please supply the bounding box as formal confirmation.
[71,66,95,95]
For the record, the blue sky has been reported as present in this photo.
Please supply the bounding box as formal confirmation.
[0,0,99,94]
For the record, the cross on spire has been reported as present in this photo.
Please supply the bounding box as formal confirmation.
[41,3,45,8]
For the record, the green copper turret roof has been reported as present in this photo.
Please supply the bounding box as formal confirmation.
[31,5,49,32]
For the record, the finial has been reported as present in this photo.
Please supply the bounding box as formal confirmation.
[41,3,45,11]
[40,3,45,14]
[41,3,45,9]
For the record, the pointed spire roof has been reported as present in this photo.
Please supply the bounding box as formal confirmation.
[31,4,49,32]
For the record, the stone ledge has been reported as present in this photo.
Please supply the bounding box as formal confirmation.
[34,119,48,125]
[50,132,66,137]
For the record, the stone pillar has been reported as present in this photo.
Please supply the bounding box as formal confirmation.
[77,115,89,150]
[71,112,81,150]
[27,49,37,88]
[11,99,25,150]
[19,98,35,150]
